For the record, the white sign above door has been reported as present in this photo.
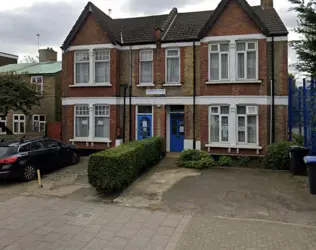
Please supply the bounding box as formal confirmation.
[146,89,166,95]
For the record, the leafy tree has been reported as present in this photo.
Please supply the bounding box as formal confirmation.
[289,0,316,76]
[0,72,42,134]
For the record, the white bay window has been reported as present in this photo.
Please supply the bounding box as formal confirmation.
[166,49,180,84]
[209,44,229,81]
[237,106,258,144]
[140,50,153,84]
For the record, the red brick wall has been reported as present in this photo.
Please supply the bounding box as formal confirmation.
[71,14,111,46]
[207,0,261,36]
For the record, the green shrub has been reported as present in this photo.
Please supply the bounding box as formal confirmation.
[218,156,233,166]
[264,141,293,170]
[236,156,251,166]
[292,132,304,146]
[88,137,163,193]
[178,149,215,169]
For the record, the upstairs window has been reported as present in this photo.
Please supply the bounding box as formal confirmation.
[237,42,257,80]
[166,49,180,83]
[31,76,43,93]
[209,44,229,81]
[95,50,110,84]
[75,51,89,84]
[140,50,153,84]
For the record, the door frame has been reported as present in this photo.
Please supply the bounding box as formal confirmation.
[166,106,185,152]
[135,105,154,140]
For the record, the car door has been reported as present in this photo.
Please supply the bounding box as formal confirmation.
[30,141,47,171]
[41,139,61,169]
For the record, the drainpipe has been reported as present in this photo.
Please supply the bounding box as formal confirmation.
[270,36,275,144]
[193,41,196,149]
[122,84,127,143]
[129,46,133,142]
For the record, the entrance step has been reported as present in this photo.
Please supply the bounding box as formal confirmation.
[165,152,180,158]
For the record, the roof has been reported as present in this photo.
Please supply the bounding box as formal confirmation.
[61,0,288,49]
[0,61,61,75]
[0,52,18,60]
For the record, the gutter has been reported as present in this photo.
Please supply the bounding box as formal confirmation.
[193,41,197,149]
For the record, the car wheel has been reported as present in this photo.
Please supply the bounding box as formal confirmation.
[23,165,36,181]
[71,152,79,165]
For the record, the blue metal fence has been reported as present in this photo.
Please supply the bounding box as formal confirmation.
[288,78,316,155]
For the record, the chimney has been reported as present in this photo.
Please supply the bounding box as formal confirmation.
[38,48,57,62]
[261,0,273,8]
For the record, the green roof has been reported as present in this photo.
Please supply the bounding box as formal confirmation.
[0,61,61,75]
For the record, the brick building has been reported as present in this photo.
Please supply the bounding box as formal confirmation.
[0,48,62,139]
[0,52,18,67]
[61,0,288,155]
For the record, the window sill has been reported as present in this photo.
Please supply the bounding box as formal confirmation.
[163,83,182,87]
[70,138,112,143]
[205,80,262,85]
[137,83,155,87]
[70,83,112,88]
[205,143,262,150]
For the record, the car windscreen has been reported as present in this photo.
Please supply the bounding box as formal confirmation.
[0,146,16,158]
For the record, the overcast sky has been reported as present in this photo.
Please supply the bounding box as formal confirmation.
[0,0,298,65]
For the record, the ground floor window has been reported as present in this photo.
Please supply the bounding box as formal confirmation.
[0,115,7,134]
[209,106,230,143]
[237,106,258,144]
[33,115,46,132]
[74,104,110,139]
[13,114,25,134]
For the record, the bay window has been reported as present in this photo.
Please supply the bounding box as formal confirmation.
[209,43,229,81]
[75,105,89,138]
[166,49,180,83]
[75,51,90,84]
[237,106,258,144]
[94,105,110,138]
[209,106,230,143]
[95,50,110,84]
[140,50,153,84]
[237,42,257,80]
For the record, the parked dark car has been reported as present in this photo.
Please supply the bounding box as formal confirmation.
[0,138,80,181]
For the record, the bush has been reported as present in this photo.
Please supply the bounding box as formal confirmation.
[264,141,294,170]
[218,156,233,166]
[178,149,215,169]
[235,156,264,168]
[236,156,251,166]
[292,132,304,146]
[88,137,163,193]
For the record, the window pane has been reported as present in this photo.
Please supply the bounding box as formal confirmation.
[221,106,229,114]
[248,43,255,50]
[247,115,257,143]
[210,115,219,142]
[34,116,39,121]
[221,116,229,142]
[14,122,18,133]
[220,44,229,52]
[76,105,89,115]
[237,106,246,114]
[167,50,179,57]
[95,50,109,61]
[33,121,39,132]
[20,122,25,133]
[237,43,246,51]
[40,116,45,121]
[140,50,153,61]
[95,61,110,83]
[40,123,45,132]
[210,53,219,80]
[167,58,180,83]
[247,51,256,79]
[140,61,153,83]
[138,106,152,114]
[211,107,218,114]
[20,115,24,120]
[221,54,228,79]
[238,117,246,142]
[237,53,245,79]
[75,117,89,137]
[210,45,218,51]
[95,117,109,138]
[76,63,89,83]
[76,51,89,61]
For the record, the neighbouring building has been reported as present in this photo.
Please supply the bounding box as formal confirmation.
[0,48,62,139]
[61,0,288,155]
[0,52,18,66]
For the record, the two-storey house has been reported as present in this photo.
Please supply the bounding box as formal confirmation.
[61,0,288,155]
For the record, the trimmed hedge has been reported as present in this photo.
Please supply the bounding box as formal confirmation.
[88,137,163,193]
[178,149,215,169]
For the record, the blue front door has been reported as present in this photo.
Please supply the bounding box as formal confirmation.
[137,115,152,140]
[170,114,185,152]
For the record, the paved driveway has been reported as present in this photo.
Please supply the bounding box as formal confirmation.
[162,167,316,225]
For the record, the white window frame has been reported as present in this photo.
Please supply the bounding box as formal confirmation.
[74,50,90,85]
[13,114,26,135]
[139,50,154,85]
[94,49,110,84]
[74,105,90,139]
[31,76,43,93]
[32,115,46,132]
[94,105,110,139]
[208,106,230,144]
[236,41,258,81]
[236,106,259,145]
[165,48,180,84]
[0,115,7,135]
[208,43,230,81]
